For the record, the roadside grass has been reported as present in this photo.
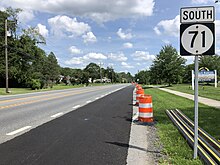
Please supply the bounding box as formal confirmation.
[166,83,220,101]
[0,83,109,95]
[144,87,220,164]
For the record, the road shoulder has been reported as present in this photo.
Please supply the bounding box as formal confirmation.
[126,89,162,165]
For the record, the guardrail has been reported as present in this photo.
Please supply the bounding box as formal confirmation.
[166,109,220,165]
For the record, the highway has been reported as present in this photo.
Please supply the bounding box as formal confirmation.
[0,84,133,164]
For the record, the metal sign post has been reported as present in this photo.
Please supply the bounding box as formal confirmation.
[180,6,215,159]
[194,55,199,158]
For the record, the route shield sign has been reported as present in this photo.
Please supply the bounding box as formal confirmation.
[180,23,215,55]
[180,6,215,56]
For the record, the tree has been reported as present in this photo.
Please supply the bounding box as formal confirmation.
[182,64,194,83]
[22,27,46,44]
[84,63,100,82]
[150,45,186,86]
[105,67,115,83]
[135,70,150,84]
[43,52,60,83]
[116,72,133,83]
[5,7,22,38]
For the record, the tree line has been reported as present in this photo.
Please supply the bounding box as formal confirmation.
[0,8,133,90]
[135,45,220,86]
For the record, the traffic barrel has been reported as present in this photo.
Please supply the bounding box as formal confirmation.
[136,88,144,105]
[138,94,153,123]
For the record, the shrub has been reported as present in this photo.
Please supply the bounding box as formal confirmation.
[30,79,41,90]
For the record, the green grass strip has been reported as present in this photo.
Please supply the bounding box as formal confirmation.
[167,84,220,101]
[0,83,110,95]
[145,87,220,164]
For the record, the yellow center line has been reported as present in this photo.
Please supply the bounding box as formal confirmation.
[0,86,111,104]
[0,87,109,110]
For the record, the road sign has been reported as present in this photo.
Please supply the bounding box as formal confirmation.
[180,6,215,159]
[181,6,215,23]
[180,23,215,55]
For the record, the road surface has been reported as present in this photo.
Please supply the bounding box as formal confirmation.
[0,84,134,165]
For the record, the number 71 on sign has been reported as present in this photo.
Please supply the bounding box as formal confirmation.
[180,23,215,55]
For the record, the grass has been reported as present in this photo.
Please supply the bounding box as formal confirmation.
[0,83,109,95]
[166,83,220,101]
[143,87,220,164]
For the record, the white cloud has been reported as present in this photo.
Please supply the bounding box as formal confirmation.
[117,28,133,40]
[183,56,194,64]
[1,0,155,23]
[36,24,49,37]
[65,57,84,65]
[123,42,133,48]
[48,15,91,37]
[18,10,34,23]
[153,26,161,35]
[216,48,220,55]
[154,15,180,37]
[108,52,128,62]
[132,51,155,61]
[84,52,107,60]
[82,32,97,43]
[215,20,220,44]
[191,0,213,4]
[162,39,170,44]
[121,62,134,69]
[65,52,107,66]
[69,46,82,54]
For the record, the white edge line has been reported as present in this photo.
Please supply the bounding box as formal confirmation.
[132,112,139,121]
[86,100,92,103]
[73,105,81,109]
[51,112,63,118]
[95,97,100,100]
[6,126,32,136]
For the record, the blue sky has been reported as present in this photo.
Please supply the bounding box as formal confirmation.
[0,0,220,75]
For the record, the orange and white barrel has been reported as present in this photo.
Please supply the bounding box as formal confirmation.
[136,88,144,105]
[138,94,153,123]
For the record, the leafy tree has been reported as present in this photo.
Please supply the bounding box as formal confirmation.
[135,70,150,84]
[199,55,220,71]
[5,7,22,38]
[84,63,100,82]
[150,45,186,86]
[60,67,73,77]
[105,67,115,83]
[22,27,46,44]
[182,64,194,83]
[43,52,60,84]
[116,72,133,83]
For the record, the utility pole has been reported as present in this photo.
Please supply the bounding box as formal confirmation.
[100,62,102,83]
[5,19,9,93]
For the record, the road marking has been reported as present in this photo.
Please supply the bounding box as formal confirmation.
[0,85,127,110]
[6,126,32,136]
[95,97,100,100]
[73,105,81,109]
[132,112,139,122]
[51,112,63,118]
[86,100,92,103]
[0,88,100,110]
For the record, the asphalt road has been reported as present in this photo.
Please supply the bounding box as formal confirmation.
[0,84,134,165]
[0,84,128,143]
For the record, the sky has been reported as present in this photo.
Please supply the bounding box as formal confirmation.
[0,0,220,75]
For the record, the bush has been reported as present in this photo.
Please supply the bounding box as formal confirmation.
[30,79,41,90]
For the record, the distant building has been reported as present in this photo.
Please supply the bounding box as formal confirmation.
[94,77,111,83]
